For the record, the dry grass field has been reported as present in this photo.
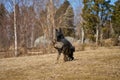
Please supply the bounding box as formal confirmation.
[0,47,120,80]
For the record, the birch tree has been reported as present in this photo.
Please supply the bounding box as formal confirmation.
[13,0,18,56]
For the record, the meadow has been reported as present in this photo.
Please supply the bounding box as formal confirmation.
[0,47,120,80]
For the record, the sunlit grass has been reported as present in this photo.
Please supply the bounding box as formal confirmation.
[0,47,120,80]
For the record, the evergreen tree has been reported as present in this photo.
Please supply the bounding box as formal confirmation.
[112,0,120,35]
[54,0,70,21]
[0,3,6,27]
[54,0,75,37]
[81,0,112,44]
[0,3,7,48]
[81,0,99,42]
[61,6,74,36]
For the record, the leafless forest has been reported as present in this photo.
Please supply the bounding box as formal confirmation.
[0,0,120,80]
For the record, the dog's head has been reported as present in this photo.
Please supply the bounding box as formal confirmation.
[55,28,64,41]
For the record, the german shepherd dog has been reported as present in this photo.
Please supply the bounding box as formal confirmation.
[53,28,75,63]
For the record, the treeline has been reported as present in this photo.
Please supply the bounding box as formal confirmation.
[0,0,120,52]
[0,0,68,50]
[79,0,120,45]
[0,0,43,49]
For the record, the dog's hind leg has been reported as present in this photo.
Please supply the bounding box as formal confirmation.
[63,54,67,62]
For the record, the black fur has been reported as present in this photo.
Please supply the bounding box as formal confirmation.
[54,28,75,62]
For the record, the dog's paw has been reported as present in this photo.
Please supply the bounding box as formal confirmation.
[68,57,74,61]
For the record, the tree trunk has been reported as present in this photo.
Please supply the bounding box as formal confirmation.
[100,28,103,46]
[110,20,114,37]
[47,0,55,41]
[81,26,85,44]
[13,0,18,56]
[96,24,99,45]
[31,25,34,48]
[47,3,51,40]
[51,0,55,41]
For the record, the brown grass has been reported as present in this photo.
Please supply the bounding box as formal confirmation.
[0,47,120,80]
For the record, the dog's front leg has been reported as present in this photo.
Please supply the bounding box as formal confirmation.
[55,50,61,64]
[57,53,61,61]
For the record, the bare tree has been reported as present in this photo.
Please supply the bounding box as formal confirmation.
[78,15,85,44]
[46,0,55,41]
[13,0,18,56]
[75,0,84,44]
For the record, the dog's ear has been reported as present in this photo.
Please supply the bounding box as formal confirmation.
[59,28,62,33]
[55,29,57,31]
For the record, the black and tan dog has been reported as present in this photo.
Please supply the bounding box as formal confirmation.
[53,28,75,63]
